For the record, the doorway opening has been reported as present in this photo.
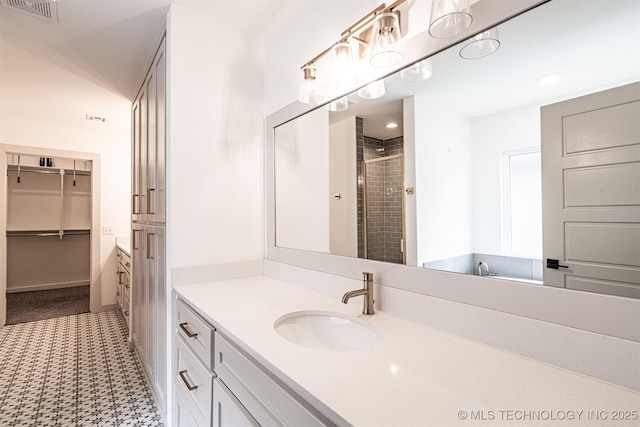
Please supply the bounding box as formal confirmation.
[4,152,92,324]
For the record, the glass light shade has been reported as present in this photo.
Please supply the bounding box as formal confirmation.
[400,58,433,81]
[298,65,323,104]
[370,12,404,67]
[429,0,473,39]
[330,42,357,87]
[459,27,500,59]
[357,79,386,99]
[326,96,349,112]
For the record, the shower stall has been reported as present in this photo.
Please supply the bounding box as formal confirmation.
[360,153,406,264]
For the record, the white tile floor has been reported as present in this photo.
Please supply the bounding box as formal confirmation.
[0,310,163,426]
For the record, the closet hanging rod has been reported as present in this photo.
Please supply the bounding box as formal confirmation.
[6,229,91,237]
[6,165,91,176]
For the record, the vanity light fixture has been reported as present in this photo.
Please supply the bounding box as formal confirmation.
[429,0,473,39]
[326,95,349,112]
[370,12,403,67]
[459,27,500,59]
[400,57,433,81]
[357,79,386,99]
[298,65,323,105]
[298,0,407,106]
[330,42,357,88]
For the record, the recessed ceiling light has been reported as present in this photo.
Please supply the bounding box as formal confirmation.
[537,73,561,86]
[386,122,398,129]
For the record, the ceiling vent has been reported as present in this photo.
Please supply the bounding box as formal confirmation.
[0,0,58,23]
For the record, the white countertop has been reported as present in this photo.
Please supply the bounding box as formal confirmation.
[174,276,639,427]
[115,236,130,255]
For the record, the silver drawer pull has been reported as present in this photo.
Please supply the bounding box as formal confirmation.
[179,370,198,391]
[179,322,198,338]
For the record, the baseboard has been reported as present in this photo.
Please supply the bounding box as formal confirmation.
[6,280,89,293]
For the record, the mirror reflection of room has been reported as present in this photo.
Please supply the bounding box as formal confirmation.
[274,0,640,295]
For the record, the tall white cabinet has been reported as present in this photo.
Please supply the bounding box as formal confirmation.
[131,34,167,414]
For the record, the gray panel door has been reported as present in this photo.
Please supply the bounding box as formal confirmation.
[542,82,640,298]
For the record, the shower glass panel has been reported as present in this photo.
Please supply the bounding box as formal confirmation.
[362,154,405,264]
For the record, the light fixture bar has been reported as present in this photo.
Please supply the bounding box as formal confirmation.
[301,0,407,69]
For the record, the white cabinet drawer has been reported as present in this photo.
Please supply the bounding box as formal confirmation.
[175,385,201,427]
[176,335,214,427]
[215,334,333,427]
[177,299,215,369]
[213,378,259,427]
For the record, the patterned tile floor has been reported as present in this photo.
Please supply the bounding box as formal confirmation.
[0,310,163,427]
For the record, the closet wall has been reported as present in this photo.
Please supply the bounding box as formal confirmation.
[6,154,91,293]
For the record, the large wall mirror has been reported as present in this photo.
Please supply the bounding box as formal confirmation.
[273,0,640,300]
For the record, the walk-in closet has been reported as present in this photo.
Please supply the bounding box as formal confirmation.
[5,153,92,324]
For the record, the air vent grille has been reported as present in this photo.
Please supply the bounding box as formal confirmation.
[0,0,58,23]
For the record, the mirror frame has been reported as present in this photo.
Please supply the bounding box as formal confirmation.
[265,0,639,343]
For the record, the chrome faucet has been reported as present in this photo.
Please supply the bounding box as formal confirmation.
[478,260,489,277]
[341,272,375,315]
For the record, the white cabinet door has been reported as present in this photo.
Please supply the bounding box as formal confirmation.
[213,379,259,427]
[148,224,167,409]
[542,82,640,298]
[131,225,146,358]
[148,39,166,223]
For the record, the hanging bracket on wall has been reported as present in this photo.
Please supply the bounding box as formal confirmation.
[17,155,21,184]
[333,193,342,200]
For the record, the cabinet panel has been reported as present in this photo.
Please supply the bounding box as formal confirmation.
[213,379,259,427]
[132,37,166,224]
[131,226,146,357]
[215,334,330,427]
[132,98,142,218]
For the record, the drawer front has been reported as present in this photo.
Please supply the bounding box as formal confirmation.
[176,335,214,427]
[117,249,131,273]
[215,334,332,427]
[175,385,201,427]
[177,299,215,370]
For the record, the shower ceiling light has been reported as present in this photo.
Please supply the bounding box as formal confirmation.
[298,0,407,109]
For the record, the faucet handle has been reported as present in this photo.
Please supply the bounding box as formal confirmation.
[362,272,373,282]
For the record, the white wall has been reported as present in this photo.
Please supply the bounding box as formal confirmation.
[329,116,357,257]
[414,95,473,265]
[273,108,330,253]
[167,5,264,269]
[471,103,541,255]
[0,39,132,308]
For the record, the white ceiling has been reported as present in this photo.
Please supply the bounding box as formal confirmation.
[0,0,305,100]
[333,0,640,140]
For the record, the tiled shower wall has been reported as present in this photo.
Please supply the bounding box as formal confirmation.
[356,117,404,264]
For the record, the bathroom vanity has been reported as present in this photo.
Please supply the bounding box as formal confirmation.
[173,274,639,426]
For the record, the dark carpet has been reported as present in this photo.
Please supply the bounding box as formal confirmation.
[6,285,90,325]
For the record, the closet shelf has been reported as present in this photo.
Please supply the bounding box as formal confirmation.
[7,229,90,237]
[7,165,92,176]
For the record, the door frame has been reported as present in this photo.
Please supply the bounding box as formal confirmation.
[0,144,102,327]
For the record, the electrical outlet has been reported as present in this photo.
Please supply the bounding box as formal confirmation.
[103,225,113,235]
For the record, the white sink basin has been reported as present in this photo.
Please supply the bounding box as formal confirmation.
[274,310,378,352]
